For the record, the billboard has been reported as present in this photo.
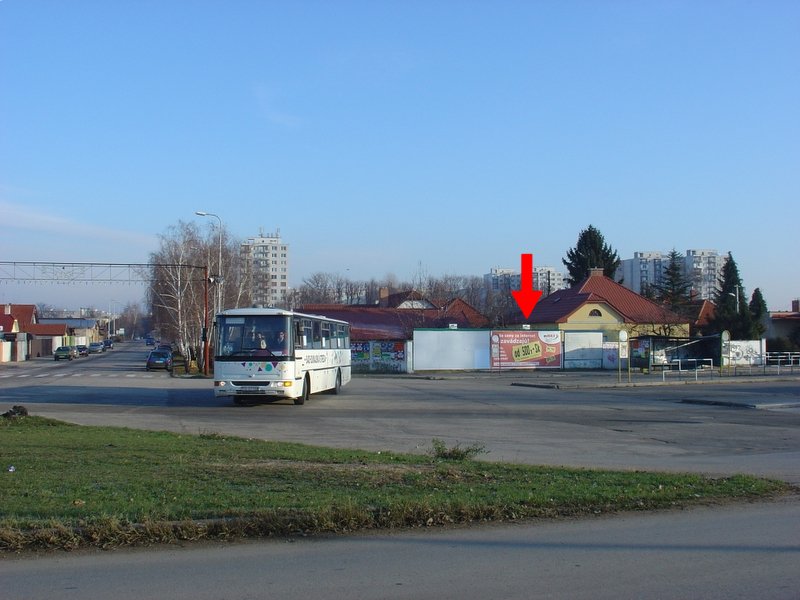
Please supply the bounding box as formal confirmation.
[490,330,562,369]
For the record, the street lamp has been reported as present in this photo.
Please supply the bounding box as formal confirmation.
[728,284,740,313]
[109,299,118,340]
[195,211,223,316]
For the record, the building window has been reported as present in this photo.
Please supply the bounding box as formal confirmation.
[589,309,602,317]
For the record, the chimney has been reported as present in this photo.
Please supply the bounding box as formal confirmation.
[378,287,390,307]
[792,299,800,313]
[589,268,604,277]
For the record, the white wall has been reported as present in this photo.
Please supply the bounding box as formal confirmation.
[563,332,604,369]
[412,330,490,370]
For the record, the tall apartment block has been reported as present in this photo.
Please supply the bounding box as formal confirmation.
[484,266,566,295]
[616,249,725,300]
[683,249,726,300]
[240,229,289,307]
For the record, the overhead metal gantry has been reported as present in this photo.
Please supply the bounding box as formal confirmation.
[1,261,212,373]
[0,261,152,285]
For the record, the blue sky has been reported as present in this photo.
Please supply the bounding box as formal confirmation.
[1,1,798,311]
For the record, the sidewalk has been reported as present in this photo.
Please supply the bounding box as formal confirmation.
[402,365,800,390]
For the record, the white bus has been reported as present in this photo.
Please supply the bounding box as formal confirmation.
[212,307,351,405]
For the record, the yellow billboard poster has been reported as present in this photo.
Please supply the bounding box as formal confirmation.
[490,331,562,369]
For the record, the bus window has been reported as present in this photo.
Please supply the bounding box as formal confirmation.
[321,322,331,349]
[312,321,322,349]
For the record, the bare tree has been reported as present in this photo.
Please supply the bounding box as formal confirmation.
[297,272,337,304]
[148,221,207,363]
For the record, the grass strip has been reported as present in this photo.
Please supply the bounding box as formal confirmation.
[0,416,790,552]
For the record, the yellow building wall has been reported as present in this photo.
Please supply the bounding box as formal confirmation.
[553,302,690,341]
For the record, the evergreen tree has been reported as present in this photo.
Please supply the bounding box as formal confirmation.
[708,252,753,339]
[748,287,768,338]
[650,249,692,314]
[562,225,621,285]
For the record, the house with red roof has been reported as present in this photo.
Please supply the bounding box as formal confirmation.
[518,269,690,341]
[1,303,70,360]
[767,300,800,347]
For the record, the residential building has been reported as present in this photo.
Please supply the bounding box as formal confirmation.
[240,228,290,307]
[616,251,666,296]
[517,268,690,341]
[484,265,565,296]
[616,249,725,300]
[683,249,726,301]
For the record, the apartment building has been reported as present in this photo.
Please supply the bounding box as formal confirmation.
[616,249,725,300]
[240,229,289,307]
[484,265,566,295]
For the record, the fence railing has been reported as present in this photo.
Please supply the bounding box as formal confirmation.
[659,353,800,379]
[662,358,715,381]
[764,352,800,373]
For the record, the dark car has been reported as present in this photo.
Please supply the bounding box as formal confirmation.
[145,337,155,346]
[146,349,173,372]
[76,344,89,357]
[54,346,74,361]
[103,339,114,350]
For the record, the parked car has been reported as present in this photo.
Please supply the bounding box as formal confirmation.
[146,349,173,372]
[103,339,114,350]
[54,346,74,361]
[88,342,105,354]
[76,344,89,357]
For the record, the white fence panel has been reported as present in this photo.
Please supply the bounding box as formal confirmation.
[564,332,603,369]
[412,330,490,371]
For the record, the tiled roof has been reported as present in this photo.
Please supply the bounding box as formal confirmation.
[0,315,17,333]
[686,300,716,327]
[771,311,800,322]
[302,299,490,341]
[6,304,36,328]
[27,323,69,336]
[524,271,686,325]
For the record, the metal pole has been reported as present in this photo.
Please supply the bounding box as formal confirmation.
[203,265,210,376]
[195,211,224,316]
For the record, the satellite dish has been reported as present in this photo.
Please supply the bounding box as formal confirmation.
[721,330,731,342]
[619,330,628,342]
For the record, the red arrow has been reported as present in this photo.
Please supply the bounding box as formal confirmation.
[511,253,543,319]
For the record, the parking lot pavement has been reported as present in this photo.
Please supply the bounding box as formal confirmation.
[397,367,800,409]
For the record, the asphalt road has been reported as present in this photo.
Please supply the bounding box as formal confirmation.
[2,343,800,599]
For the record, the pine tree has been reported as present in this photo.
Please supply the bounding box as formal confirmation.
[748,288,768,338]
[708,252,753,339]
[650,249,692,314]
[562,225,621,285]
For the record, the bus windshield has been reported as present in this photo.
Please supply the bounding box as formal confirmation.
[217,314,291,358]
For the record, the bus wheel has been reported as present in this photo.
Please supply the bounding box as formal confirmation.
[294,377,309,405]
[331,369,341,395]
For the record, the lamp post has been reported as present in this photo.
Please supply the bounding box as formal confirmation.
[195,211,223,316]
[728,284,740,313]
[109,299,118,340]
